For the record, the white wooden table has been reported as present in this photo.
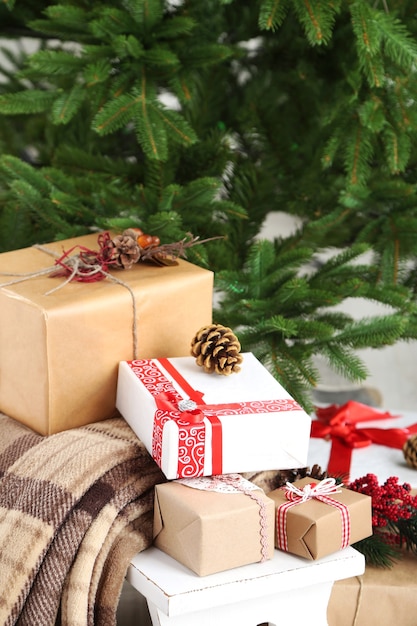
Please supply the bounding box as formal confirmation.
[127,546,365,626]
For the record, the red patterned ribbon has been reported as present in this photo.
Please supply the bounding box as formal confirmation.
[157,357,224,477]
[276,478,351,553]
[157,358,205,405]
[311,401,417,481]
[127,359,302,478]
[153,388,224,477]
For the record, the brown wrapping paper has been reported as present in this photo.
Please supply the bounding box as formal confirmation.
[328,551,417,626]
[0,234,213,434]
[153,478,275,576]
[269,477,372,560]
[329,487,417,626]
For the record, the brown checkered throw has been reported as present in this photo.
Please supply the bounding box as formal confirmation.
[0,413,165,626]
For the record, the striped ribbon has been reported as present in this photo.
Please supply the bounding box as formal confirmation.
[276,478,351,552]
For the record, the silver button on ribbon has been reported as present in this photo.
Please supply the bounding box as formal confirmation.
[178,399,198,412]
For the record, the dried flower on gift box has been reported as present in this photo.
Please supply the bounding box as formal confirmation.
[191,323,243,375]
[102,228,205,269]
[104,229,141,269]
[348,473,417,568]
[26,229,222,287]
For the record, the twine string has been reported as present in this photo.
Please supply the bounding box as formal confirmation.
[0,265,59,287]
[352,575,364,626]
[284,477,342,502]
[0,243,139,359]
[101,272,138,360]
[43,257,107,295]
[33,243,61,258]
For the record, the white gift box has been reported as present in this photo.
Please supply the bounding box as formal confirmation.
[116,352,312,479]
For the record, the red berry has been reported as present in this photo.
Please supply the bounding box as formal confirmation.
[137,234,154,248]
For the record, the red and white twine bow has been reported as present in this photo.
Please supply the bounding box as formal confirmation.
[285,477,341,501]
[276,478,351,553]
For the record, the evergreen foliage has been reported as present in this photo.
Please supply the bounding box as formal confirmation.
[214,237,411,410]
[352,533,401,569]
[1,0,417,408]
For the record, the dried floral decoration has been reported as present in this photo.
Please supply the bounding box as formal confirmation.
[191,323,243,375]
[103,228,199,269]
[105,229,141,269]
[50,229,220,282]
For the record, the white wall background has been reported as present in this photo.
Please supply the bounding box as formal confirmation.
[0,37,40,82]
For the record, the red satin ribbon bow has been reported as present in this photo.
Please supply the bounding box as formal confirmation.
[311,401,417,481]
[154,391,205,424]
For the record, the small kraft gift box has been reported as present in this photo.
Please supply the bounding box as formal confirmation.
[269,477,372,560]
[116,352,312,479]
[153,474,275,576]
[0,233,213,435]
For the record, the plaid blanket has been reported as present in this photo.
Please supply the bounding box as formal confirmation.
[0,413,166,626]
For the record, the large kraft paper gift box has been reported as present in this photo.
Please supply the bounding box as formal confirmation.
[116,352,312,479]
[0,233,213,435]
[269,477,372,560]
[328,550,417,626]
[326,460,417,626]
[153,475,275,576]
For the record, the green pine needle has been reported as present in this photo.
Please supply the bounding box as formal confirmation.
[0,90,56,115]
[1,0,417,408]
[352,535,401,569]
[258,0,291,32]
[52,84,85,125]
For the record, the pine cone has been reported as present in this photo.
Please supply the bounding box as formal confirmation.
[243,464,329,493]
[191,323,243,375]
[403,435,417,469]
[107,229,141,269]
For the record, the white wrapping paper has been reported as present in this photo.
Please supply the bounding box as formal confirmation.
[116,352,312,479]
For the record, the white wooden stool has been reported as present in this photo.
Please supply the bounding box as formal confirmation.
[127,546,364,626]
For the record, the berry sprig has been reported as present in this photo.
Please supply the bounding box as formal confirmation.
[349,473,417,527]
[348,473,417,567]
[130,227,160,250]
